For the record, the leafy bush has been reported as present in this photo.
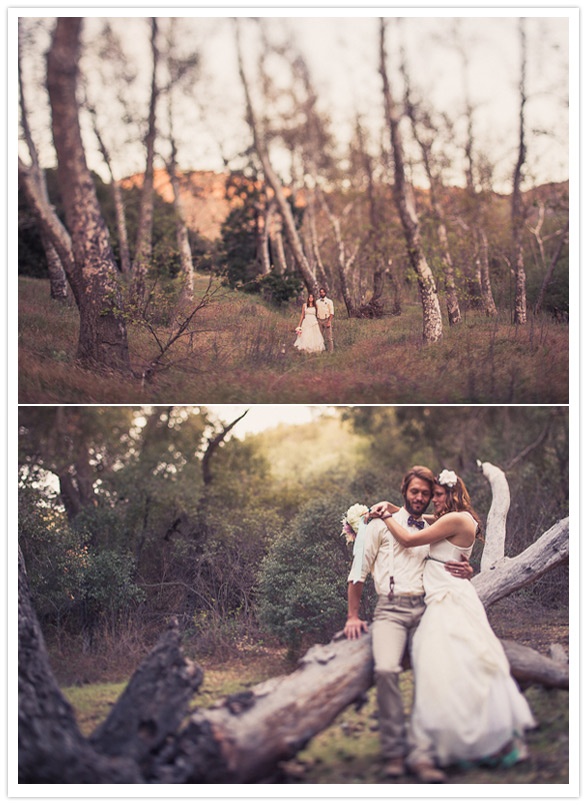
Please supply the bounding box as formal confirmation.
[256,492,375,652]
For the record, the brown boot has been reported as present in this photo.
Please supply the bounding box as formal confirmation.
[383,758,406,778]
[412,762,447,783]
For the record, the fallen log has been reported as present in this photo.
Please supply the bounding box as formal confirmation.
[501,640,569,690]
[90,620,204,766]
[18,547,141,784]
[472,517,569,607]
[155,634,374,783]
[18,458,570,784]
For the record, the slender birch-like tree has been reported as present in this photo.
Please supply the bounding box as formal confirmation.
[234,19,317,294]
[511,18,528,324]
[18,20,68,300]
[132,18,160,295]
[379,19,443,344]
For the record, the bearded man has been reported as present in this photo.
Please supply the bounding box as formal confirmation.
[344,465,473,783]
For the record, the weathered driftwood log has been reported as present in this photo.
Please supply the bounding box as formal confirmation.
[158,635,375,783]
[90,621,204,767]
[477,460,510,571]
[472,517,569,607]
[501,640,569,690]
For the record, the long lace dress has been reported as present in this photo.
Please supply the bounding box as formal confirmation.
[410,515,536,767]
[294,305,325,353]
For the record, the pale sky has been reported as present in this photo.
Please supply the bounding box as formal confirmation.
[16,10,572,194]
[206,404,335,439]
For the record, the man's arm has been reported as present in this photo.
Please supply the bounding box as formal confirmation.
[445,555,474,580]
[344,581,368,639]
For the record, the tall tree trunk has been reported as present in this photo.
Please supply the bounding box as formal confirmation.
[18,22,68,300]
[455,21,498,317]
[40,233,69,300]
[270,219,288,274]
[166,99,195,299]
[259,198,276,275]
[316,189,356,316]
[511,18,528,324]
[400,45,461,325]
[234,20,317,294]
[46,17,129,370]
[534,220,569,315]
[132,18,159,294]
[379,20,443,344]
[86,101,131,275]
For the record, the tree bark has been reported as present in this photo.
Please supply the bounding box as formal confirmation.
[90,620,204,765]
[379,19,443,343]
[534,220,569,315]
[19,22,69,301]
[511,18,528,324]
[41,232,69,300]
[477,227,498,316]
[132,18,159,293]
[46,17,130,370]
[477,460,510,571]
[472,516,569,607]
[86,100,131,275]
[18,547,141,783]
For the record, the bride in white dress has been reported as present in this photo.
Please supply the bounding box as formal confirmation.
[374,471,535,768]
[294,294,325,353]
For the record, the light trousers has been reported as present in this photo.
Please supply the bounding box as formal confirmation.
[317,318,334,351]
[371,594,432,766]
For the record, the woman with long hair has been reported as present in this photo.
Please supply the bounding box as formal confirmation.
[370,470,535,770]
[293,293,325,353]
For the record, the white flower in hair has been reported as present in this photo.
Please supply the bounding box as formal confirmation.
[438,469,458,488]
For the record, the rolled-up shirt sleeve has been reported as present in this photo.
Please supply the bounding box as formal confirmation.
[347,520,383,583]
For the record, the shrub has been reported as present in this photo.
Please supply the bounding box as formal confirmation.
[256,492,376,653]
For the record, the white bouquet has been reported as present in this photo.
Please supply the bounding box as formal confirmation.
[341,503,369,544]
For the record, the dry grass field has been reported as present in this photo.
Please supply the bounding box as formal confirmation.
[19,276,568,404]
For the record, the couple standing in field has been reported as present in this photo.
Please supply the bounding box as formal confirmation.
[343,465,535,783]
[293,287,334,353]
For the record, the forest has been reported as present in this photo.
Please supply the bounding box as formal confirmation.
[17,16,570,404]
[17,405,570,785]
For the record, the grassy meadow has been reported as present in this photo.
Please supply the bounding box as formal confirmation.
[19,276,568,404]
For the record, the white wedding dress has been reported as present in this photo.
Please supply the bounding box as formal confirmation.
[410,518,536,767]
[294,305,325,353]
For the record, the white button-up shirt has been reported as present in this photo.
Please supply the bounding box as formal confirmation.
[347,507,429,596]
[316,296,334,320]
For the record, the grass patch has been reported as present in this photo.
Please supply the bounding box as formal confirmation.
[19,277,568,403]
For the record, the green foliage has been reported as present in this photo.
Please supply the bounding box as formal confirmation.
[19,487,144,630]
[257,269,302,305]
[257,493,365,651]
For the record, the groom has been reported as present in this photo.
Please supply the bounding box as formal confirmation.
[343,465,473,783]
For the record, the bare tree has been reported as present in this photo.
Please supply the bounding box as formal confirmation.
[511,18,528,324]
[453,21,498,317]
[379,19,443,344]
[85,98,132,275]
[18,20,68,301]
[530,207,569,316]
[46,17,129,370]
[234,19,317,294]
[399,39,461,325]
[132,18,160,295]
